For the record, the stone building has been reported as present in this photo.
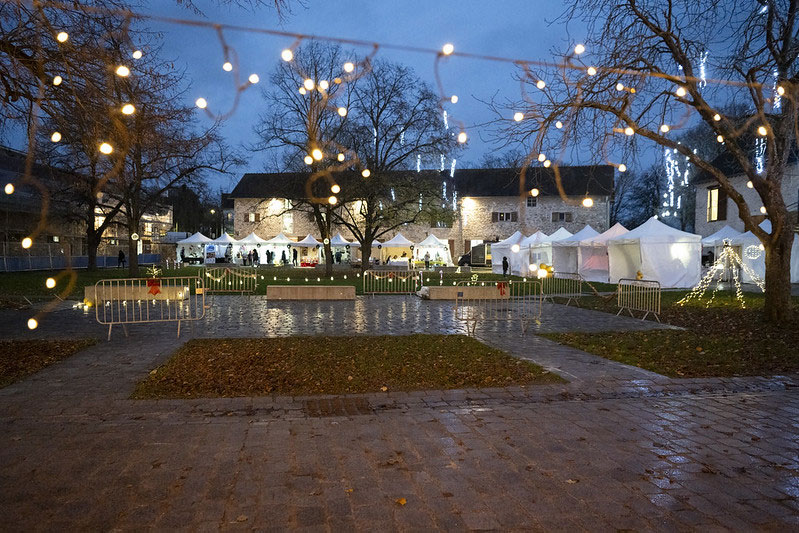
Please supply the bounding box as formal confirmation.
[228,165,614,259]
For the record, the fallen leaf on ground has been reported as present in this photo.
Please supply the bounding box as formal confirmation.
[395,497,407,505]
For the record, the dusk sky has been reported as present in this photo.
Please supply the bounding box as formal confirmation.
[145,0,593,191]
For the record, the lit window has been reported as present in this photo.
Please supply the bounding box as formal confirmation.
[707,188,718,222]
[249,212,256,222]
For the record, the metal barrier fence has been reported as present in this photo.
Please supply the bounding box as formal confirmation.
[0,241,161,271]
[202,266,258,294]
[617,278,661,321]
[454,280,543,336]
[94,276,206,340]
[541,271,583,306]
[363,269,422,294]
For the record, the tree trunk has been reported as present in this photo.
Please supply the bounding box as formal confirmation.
[127,220,140,278]
[323,241,333,276]
[763,233,794,323]
[86,230,100,271]
[360,237,373,273]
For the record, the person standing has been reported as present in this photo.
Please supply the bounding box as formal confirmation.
[424,251,430,269]
[118,250,126,268]
[292,248,298,266]
[252,249,259,266]
[502,256,509,277]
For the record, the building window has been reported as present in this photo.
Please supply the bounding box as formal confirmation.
[51,235,60,243]
[527,197,537,207]
[551,212,573,222]
[491,212,518,222]
[706,187,726,222]
[144,222,153,235]
[248,212,260,223]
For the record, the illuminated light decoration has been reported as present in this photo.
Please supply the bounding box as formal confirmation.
[52,75,62,86]
[223,61,233,71]
[121,104,135,115]
[678,242,764,309]
[328,196,337,205]
[331,184,341,194]
[555,121,563,129]
[195,97,208,109]
[616,83,624,91]
[511,244,520,253]
[400,131,405,146]
[675,86,687,97]
[419,193,423,211]
[337,106,347,117]
[618,164,627,172]
[587,66,597,76]
[22,237,32,249]
[698,50,708,88]
[27,318,38,330]
[713,113,721,121]
[440,154,445,171]
[755,137,766,175]
[537,153,546,162]
[452,188,458,211]
[450,94,459,103]
[513,112,524,122]
[760,206,767,214]
[543,159,551,168]
[303,79,315,90]
[392,187,397,201]
[574,44,585,55]
[536,80,546,89]
[248,74,260,84]
[717,135,724,143]
[337,153,345,162]
[582,197,594,208]
[318,80,329,91]
[530,188,540,197]
[281,48,294,61]
[45,278,56,289]
[442,43,454,55]
[304,155,313,165]
[630,88,636,93]
[361,169,371,178]
[56,32,68,43]
[298,87,307,95]
[747,180,754,189]
[115,65,130,77]
[660,124,670,133]
[443,110,449,129]
[773,69,782,110]
[132,50,143,59]
[450,158,457,178]
[343,61,355,73]
[537,268,548,278]
[757,125,767,136]
[51,131,62,142]
[777,85,785,96]
[624,127,634,136]
[529,264,537,272]
[745,245,762,260]
[311,148,323,160]
[4,183,13,195]
[99,142,113,155]
[457,131,467,143]
[416,154,421,172]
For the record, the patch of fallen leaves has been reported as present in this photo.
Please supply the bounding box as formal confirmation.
[0,338,97,388]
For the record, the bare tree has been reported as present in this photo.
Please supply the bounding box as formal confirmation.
[496,0,798,322]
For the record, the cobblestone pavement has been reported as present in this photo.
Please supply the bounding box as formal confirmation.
[1,296,797,531]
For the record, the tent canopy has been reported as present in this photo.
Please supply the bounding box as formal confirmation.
[212,233,237,245]
[238,232,267,244]
[576,223,628,283]
[520,231,548,248]
[701,225,742,247]
[553,225,598,247]
[493,231,525,248]
[382,233,414,247]
[331,233,359,247]
[541,227,573,243]
[579,222,628,246]
[609,216,701,245]
[296,234,321,247]
[491,231,527,275]
[177,231,212,245]
[415,234,453,265]
[265,232,294,245]
[416,234,448,247]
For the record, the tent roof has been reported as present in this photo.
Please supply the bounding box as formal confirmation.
[730,220,772,245]
[265,232,294,245]
[177,231,212,244]
[579,222,629,246]
[416,234,448,247]
[493,231,526,248]
[701,225,742,246]
[541,227,573,243]
[330,233,358,246]
[238,232,268,244]
[521,231,548,247]
[296,234,321,246]
[553,225,598,246]
[212,233,237,244]
[382,233,414,247]
[609,217,701,244]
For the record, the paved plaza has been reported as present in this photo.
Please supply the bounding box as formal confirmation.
[0,296,797,531]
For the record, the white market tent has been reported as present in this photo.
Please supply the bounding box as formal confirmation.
[295,234,322,264]
[577,223,629,282]
[328,233,357,263]
[518,231,548,276]
[264,232,295,264]
[176,231,212,260]
[551,225,599,273]
[729,220,799,283]
[380,233,414,263]
[414,234,453,265]
[607,217,701,288]
[491,231,526,275]
[211,233,238,258]
[701,225,742,248]
[331,233,359,247]
[296,234,321,247]
[529,227,573,268]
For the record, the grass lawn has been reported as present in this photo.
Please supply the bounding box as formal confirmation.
[542,291,799,378]
[0,339,97,388]
[132,334,563,398]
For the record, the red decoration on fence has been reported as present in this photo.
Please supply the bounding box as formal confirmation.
[147,279,161,296]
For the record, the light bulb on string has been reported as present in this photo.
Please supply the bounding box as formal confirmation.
[747,181,754,188]
[675,87,687,97]
[298,87,307,95]
[450,95,458,103]
[337,107,347,117]
[4,183,14,195]
[56,32,68,43]
[281,49,294,61]
[45,278,56,289]
[222,62,233,71]
[717,134,724,143]
[311,148,323,161]
[195,97,207,109]
[457,132,467,143]
[442,43,454,55]
[587,67,597,76]
[660,124,670,133]
[777,86,785,96]
[27,318,38,330]
[132,50,143,59]
[758,125,767,136]
[51,131,61,142]
[537,153,546,162]
[555,121,563,129]
[121,104,135,115]
[624,127,634,136]
[582,197,594,207]
[331,184,341,194]
[337,153,345,162]
[115,65,130,77]
[536,80,545,89]
[303,79,315,91]
[530,188,540,197]
[343,62,355,73]
[99,142,113,155]
[318,80,329,91]
[713,113,721,121]
[616,83,624,91]
[362,169,371,178]
[760,206,767,214]
[618,164,627,172]
[543,159,551,168]
[53,75,62,86]
[304,155,313,165]
[328,196,338,205]
[22,237,32,249]
[574,44,585,55]
[513,112,524,122]
[248,73,260,84]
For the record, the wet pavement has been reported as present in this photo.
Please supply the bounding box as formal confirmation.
[0,296,797,531]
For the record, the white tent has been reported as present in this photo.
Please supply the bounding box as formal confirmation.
[577,223,629,282]
[238,232,268,246]
[491,231,526,275]
[331,233,359,247]
[294,234,322,265]
[551,225,599,273]
[211,233,238,259]
[381,233,414,264]
[414,234,453,266]
[296,234,321,247]
[729,220,799,283]
[327,233,357,263]
[607,217,701,288]
[701,225,742,248]
[529,227,573,268]
[176,231,212,260]
[264,232,294,264]
[516,231,548,276]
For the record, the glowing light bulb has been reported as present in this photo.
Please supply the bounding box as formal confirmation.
[777,86,785,96]
[115,65,130,77]
[99,142,113,155]
[582,197,594,207]
[328,196,338,205]
[343,62,355,73]
[51,131,61,142]
[281,49,294,61]
[543,160,552,168]
[511,244,520,253]
[713,113,721,121]
[337,107,347,117]
[747,181,754,188]
[312,148,323,160]
[530,188,540,197]
[56,32,68,43]
[22,237,32,249]
[304,79,315,91]
[304,155,313,165]
[121,104,135,115]
[331,184,341,194]
[555,121,563,129]
[45,277,56,289]
[362,169,371,178]
[337,153,345,162]
[132,50,143,59]
[618,164,627,172]
[538,153,546,162]
[513,112,524,122]
[52,75,62,86]
[457,132,468,143]
[195,97,207,109]
[717,135,724,142]
[248,73,260,84]
[660,124,670,133]
[616,83,624,91]
[27,318,38,330]
[758,125,767,136]
[318,80,329,91]
[529,264,537,272]
[537,268,548,278]
[442,43,454,55]
[299,87,307,95]
[222,61,233,71]
[536,80,546,89]
[587,67,597,76]
[760,206,767,214]
[574,44,585,55]
[4,183,14,195]
[624,127,634,136]
[676,87,687,97]
[450,94,459,103]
